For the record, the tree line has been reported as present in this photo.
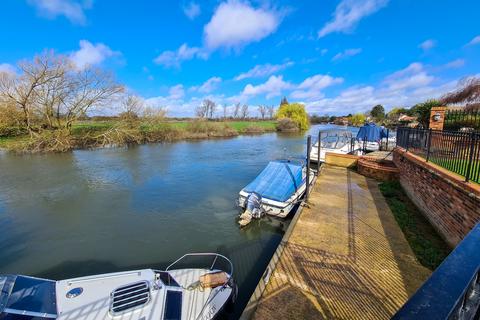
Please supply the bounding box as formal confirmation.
[195,99,275,120]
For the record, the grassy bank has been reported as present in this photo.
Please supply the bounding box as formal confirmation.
[0,120,277,153]
[379,180,451,270]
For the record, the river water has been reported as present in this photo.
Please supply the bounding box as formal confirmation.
[0,124,356,318]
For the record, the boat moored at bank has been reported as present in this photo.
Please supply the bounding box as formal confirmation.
[0,253,236,320]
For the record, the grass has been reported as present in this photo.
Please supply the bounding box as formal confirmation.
[379,180,451,270]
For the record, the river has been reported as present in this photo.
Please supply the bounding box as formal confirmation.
[0,124,357,318]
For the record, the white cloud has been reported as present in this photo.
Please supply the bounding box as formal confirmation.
[383,62,434,90]
[305,62,454,115]
[204,0,281,50]
[0,63,16,75]
[191,77,222,93]
[28,0,91,25]
[183,2,201,20]
[291,74,344,100]
[332,48,362,61]
[318,0,389,38]
[70,40,119,69]
[242,75,292,99]
[443,59,465,69]
[234,62,293,81]
[419,39,436,51]
[467,35,480,46]
[168,84,185,100]
[153,43,205,68]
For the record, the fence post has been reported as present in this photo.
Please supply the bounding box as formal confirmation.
[386,128,390,150]
[406,128,410,151]
[426,128,432,162]
[306,135,311,200]
[465,132,476,182]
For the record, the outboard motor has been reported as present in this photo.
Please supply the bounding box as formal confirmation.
[238,192,264,227]
[246,192,263,219]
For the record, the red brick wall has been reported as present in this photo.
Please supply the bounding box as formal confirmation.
[393,148,480,247]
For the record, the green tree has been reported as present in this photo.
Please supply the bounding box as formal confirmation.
[370,104,385,120]
[408,99,442,128]
[349,113,366,126]
[276,103,309,131]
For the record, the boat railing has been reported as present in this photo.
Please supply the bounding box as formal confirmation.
[164,253,234,279]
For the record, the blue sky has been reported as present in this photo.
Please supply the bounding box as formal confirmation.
[1,0,480,117]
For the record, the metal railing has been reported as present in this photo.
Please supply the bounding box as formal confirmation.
[396,127,480,183]
[392,223,480,320]
[445,109,480,131]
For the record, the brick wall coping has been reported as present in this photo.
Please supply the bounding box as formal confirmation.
[394,147,480,198]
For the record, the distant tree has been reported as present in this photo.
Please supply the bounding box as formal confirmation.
[370,104,385,120]
[222,104,228,119]
[267,105,274,119]
[408,99,442,128]
[280,96,289,106]
[276,103,309,131]
[441,76,480,111]
[203,99,216,119]
[257,105,267,119]
[233,103,241,118]
[119,95,143,120]
[328,116,337,123]
[195,104,208,118]
[241,104,249,119]
[349,113,366,126]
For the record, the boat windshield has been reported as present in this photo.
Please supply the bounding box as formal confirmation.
[0,275,57,319]
[319,131,352,149]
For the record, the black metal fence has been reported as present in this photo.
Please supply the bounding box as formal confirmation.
[396,127,480,183]
[445,109,480,130]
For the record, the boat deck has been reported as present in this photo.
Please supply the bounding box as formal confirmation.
[243,165,431,320]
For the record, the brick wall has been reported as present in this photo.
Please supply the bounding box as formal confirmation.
[393,147,480,247]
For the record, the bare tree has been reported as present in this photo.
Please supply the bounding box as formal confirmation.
[195,104,208,118]
[0,52,124,134]
[222,104,228,119]
[233,102,240,118]
[204,99,216,119]
[441,77,480,111]
[121,95,144,118]
[257,105,267,119]
[267,105,275,119]
[241,104,249,119]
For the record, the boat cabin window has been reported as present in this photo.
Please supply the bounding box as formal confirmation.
[0,275,57,319]
[320,131,352,149]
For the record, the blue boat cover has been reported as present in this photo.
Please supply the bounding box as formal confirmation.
[356,122,388,142]
[244,161,303,202]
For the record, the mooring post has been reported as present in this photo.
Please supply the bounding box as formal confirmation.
[306,135,311,201]
[317,131,321,170]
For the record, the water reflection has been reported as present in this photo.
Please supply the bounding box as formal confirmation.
[0,125,347,318]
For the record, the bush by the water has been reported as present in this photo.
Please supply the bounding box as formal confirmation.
[276,103,309,131]
[276,118,299,132]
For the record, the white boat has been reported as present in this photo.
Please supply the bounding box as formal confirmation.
[310,130,360,162]
[238,160,314,223]
[0,253,236,320]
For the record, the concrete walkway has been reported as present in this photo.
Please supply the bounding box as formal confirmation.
[249,166,431,320]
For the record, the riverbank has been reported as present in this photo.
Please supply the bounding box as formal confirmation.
[0,120,277,153]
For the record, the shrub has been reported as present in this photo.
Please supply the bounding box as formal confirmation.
[276,103,309,131]
[276,118,299,132]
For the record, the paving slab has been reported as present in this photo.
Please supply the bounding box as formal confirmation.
[250,165,431,320]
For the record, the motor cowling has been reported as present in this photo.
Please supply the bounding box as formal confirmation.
[246,192,263,219]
